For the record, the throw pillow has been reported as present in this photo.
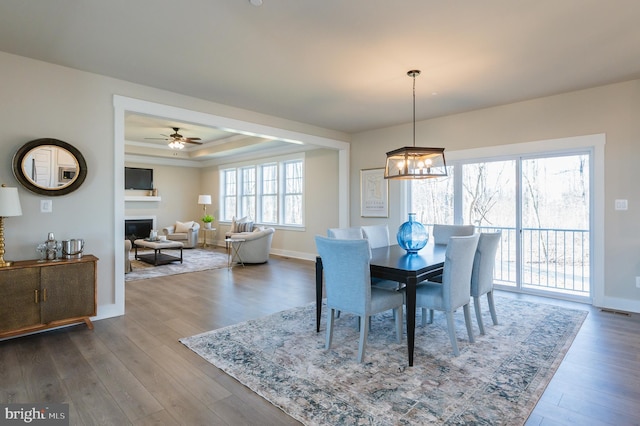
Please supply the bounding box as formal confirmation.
[236,221,253,233]
[175,220,194,233]
[230,215,250,233]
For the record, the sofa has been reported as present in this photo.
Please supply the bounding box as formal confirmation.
[226,227,275,264]
[162,220,201,248]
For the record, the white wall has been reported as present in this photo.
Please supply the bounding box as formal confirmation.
[350,79,640,312]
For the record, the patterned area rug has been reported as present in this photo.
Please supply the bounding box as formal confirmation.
[181,296,587,425]
[126,246,229,281]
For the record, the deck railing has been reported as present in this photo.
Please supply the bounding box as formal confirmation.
[427,225,591,296]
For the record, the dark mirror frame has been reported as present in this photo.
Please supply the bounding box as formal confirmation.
[12,138,87,196]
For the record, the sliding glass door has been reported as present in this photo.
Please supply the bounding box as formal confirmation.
[412,151,591,302]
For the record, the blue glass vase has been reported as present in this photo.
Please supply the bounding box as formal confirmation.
[397,213,428,253]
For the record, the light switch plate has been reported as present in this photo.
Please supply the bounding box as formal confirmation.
[40,199,52,213]
[614,199,628,211]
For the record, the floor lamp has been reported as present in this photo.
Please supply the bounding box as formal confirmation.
[198,194,212,228]
[0,185,23,267]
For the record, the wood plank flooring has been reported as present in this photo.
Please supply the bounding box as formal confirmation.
[1,251,640,425]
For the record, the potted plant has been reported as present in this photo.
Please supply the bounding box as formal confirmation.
[202,214,214,229]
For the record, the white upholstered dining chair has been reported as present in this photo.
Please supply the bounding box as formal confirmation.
[361,224,391,249]
[327,227,364,240]
[432,224,475,245]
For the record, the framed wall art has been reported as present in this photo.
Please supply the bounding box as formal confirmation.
[360,168,388,217]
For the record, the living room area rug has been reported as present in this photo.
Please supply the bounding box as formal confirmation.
[180,296,587,425]
[126,246,229,281]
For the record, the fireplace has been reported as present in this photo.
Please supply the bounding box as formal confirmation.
[125,217,155,242]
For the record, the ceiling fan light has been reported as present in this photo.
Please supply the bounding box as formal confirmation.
[168,140,185,150]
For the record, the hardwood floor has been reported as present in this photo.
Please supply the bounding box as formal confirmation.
[2,251,640,425]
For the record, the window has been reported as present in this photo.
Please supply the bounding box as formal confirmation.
[221,157,304,227]
[261,163,278,224]
[222,169,236,221]
[240,166,256,219]
[283,160,303,225]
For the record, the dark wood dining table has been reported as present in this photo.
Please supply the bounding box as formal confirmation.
[315,242,447,366]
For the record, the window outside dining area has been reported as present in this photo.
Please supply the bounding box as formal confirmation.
[411,151,591,302]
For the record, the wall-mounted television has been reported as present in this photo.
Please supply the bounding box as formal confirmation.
[125,167,154,190]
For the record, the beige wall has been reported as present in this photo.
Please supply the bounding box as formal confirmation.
[3,47,639,318]
[0,51,345,320]
[126,147,340,255]
[350,80,640,312]
[124,162,203,230]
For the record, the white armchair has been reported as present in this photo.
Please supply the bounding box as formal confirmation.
[227,227,275,264]
[162,220,200,248]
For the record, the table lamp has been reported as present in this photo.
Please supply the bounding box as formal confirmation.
[0,185,23,267]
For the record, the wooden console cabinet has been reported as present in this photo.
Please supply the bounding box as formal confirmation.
[0,255,98,339]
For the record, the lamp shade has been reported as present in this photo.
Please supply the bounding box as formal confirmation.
[198,194,212,205]
[0,186,22,217]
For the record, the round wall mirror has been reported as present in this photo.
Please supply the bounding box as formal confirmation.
[12,138,87,196]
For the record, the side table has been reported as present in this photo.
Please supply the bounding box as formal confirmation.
[225,238,246,268]
[202,228,216,247]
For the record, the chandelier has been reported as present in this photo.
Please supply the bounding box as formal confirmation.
[384,70,447,179]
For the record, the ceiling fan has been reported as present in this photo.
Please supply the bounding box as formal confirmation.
[145,127,202,149]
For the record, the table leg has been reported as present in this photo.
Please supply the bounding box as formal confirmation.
[232,242,244,267]
[406,278,417,366]
[315,257,323,332]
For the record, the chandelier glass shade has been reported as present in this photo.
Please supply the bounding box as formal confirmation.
[168,140,185,150]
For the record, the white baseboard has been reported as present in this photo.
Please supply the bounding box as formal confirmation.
[595,296,640,314]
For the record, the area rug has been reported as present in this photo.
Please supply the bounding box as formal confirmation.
[126,246,229,281]
[180,296,587,425]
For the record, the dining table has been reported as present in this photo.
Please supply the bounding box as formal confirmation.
[315,242,447,366]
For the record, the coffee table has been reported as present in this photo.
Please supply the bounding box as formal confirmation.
[133,239,184,266]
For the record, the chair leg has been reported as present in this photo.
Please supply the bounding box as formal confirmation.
[445,311,459,356]
[420,308,434,326]
[463,303,475,343]
[358,315,369,363]
[325,308,335,350]
[474,296,486,335]
[357,316,373,332]
[487,291,499,325]
[394,307,403,343]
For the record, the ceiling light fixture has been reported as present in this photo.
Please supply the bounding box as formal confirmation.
[384,70,447,179]
[168,140,185,150]
[249,0,263,6]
